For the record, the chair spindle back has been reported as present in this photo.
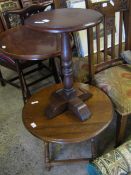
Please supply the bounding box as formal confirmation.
[85,0,131,80]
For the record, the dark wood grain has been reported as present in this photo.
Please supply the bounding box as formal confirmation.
[124,0,131,50]
[0,26,61,60]
[22,83,113,144]
[25,8,103,33]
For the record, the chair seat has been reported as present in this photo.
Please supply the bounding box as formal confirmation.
[86,139,131,175]
[73,57,131,115]
[95,64,131,115]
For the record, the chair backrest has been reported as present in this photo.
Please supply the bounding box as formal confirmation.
[2,3,53,29]
[53,0,67,8]
[85,0,131,81]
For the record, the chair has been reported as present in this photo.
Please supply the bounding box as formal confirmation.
[86,139,131,175]
[85,0,131,146]
[53,0,67,8]
[0,3,61,103]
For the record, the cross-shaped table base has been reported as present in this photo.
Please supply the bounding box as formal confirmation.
[45,87,92,121]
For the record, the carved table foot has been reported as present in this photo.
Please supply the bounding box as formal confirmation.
[45,87,92,121]
[68,97,92,121]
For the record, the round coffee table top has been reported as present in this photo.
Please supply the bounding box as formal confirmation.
[0,26,61,60]
[25,8,103,33]
[22,83,113,144]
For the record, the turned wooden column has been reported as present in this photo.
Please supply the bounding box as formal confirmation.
[61,32,74,95]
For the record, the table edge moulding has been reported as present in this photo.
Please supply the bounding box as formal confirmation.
[22,83,113,169]
[0,25,61,60]
[25,8,103,33]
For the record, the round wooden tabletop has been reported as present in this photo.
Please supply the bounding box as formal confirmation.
[22,83,113,144]
[25,8,103,33]
[0,26,61,60]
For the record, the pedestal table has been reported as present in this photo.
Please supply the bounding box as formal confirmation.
[25,8,103,121]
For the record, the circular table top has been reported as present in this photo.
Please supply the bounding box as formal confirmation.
[0,26,61,60]
[25,8,103,33]
[22,83,113,144]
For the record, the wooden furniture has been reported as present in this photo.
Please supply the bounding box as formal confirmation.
[0,0,21,30]
[124,0,131,49]
[25,8,103,121]
[0,4,61,103]
[32,0,53,6]
[0,0,21,12]
[3,3,53,29]
[53,0,67,8]
[22,83,113,169]
[0,25,61,102]
[85,0,131,146]
[0,16,5,32]
[19,0,32,7]
[19,0,53,7]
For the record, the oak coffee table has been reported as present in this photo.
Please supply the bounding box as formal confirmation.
[22,83,113,169]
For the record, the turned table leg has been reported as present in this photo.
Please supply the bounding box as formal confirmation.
[44,142,51,171]
[91,138,97,160]
[45,32,92,121]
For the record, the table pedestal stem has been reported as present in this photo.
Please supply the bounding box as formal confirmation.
[45,33,92,121]
[61,33,74,95]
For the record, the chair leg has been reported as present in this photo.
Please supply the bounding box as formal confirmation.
[44,142,52,171]
[91,138,97,160]
[0,68,6,86]
[38,62,44,70]
[49,57,62,83]
[115,113,128,147]
[15,60,31,103]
